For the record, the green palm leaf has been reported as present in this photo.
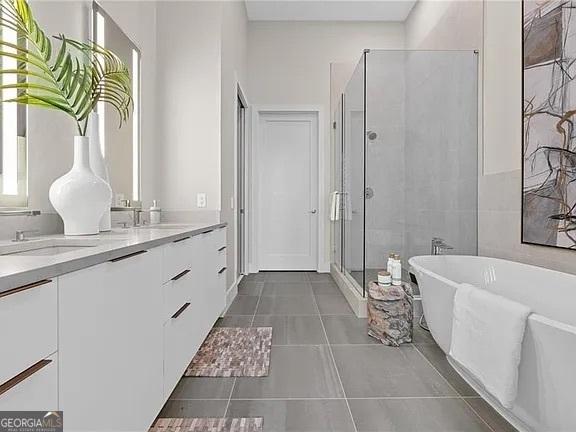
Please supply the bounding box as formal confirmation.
[0,0,133,135]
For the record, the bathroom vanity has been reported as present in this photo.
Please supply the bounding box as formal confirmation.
[0,223,227,431]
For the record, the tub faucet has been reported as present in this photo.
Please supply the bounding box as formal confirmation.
[431,237,453,255]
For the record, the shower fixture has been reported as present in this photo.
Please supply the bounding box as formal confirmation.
[365,187,374,199]
[366,130,378,141]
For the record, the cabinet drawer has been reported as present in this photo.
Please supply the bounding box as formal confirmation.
[162,236,196,284]
[163,302,206,398]
[0,279,57,385]
[214,227,226,250]
[162,268,194,322]
[0,353,58,411]
[216,267,227,292]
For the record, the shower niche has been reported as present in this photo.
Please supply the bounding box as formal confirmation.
[331,49,479,297]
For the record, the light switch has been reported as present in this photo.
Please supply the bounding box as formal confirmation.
[197,193,207,208]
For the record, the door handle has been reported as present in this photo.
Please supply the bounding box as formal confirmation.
[171,303,191,319]
[309,209,317,214]
[0,359,52,396]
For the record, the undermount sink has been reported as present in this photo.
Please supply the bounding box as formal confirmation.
[0,238,105,257]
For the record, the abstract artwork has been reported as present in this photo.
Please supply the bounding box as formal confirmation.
[523,0,576,250]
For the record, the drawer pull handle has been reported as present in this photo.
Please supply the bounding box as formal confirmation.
[0,359,52,397]
[218,246,226,252]
[0,279,52,299]
[171,269,191,281]
[173,236,190,243]
[202,229,214,235]
[109,250,147,262]
[171,302,191,319]
[218,267,227,274]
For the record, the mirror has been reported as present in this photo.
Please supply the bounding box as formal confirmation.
[0,20,27,208]
[93,2,141,205]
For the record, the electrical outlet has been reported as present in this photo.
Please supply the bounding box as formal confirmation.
[197,193,207,208]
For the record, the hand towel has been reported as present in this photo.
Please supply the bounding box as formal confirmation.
[449,283,531,408]
[330,191,340,222]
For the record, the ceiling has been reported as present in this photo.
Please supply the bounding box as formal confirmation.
[245,0,418,22]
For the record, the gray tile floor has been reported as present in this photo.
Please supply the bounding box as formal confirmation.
[159,272,517,432]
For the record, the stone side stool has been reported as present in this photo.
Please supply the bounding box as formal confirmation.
[367,281,413,346]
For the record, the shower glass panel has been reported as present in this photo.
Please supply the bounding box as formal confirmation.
[334,49,478,297]
[343,55,366,293]
[332,96,344,272]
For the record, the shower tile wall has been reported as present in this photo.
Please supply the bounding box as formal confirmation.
[336,50,478,293]
[404,51,478,262]
[360,50,478,288]
[365,52,406,272]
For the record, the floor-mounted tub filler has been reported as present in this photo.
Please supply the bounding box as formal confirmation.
[409,255,576,432]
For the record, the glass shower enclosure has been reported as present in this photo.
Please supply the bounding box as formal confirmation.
[332,49,479,296]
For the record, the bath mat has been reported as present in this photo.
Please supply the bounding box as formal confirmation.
[149,418,263,432]
[185,327,272,377]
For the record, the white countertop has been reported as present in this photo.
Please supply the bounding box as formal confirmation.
[0,222,226,292]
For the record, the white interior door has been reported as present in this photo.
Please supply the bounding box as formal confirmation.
[256,111,318,270]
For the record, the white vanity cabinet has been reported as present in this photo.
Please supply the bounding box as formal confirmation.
[161,227,227,398]
[0,225,227,431]
[58,247,164,432]
[57,225,227,431]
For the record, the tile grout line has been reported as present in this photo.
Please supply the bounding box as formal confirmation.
[172,396,484,401]
[225,277,266,417]
[412,344,498,432]
[310,281,359,432]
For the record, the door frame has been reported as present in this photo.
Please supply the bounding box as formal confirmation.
[236,84,248,277]
[248,105,327,273]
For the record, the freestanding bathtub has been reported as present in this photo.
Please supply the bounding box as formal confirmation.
[409,255,576,432]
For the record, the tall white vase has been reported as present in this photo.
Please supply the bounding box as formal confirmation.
[49,136,112,236]
[87,113,112,231]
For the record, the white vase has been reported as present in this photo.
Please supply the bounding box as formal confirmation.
[87,112,112,231]
[49,136,113,236]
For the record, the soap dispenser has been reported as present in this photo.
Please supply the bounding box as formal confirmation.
[150,200,161,225]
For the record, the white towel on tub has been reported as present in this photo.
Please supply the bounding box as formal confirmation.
[449,283,531,408]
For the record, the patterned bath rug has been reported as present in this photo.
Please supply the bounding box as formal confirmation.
[185,327,272,377]
[150,417,263,432]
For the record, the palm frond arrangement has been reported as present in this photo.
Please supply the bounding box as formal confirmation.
[0,0,132,136]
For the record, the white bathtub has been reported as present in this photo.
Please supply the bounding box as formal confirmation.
[409,255,576,432]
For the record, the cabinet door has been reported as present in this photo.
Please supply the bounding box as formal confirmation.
[0,353,58,411]
[58,248,163,431]
[0,279,57,385]
[163,301,204,398]
[195,230,225,325]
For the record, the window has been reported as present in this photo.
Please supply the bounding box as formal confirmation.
[0,17,28,208]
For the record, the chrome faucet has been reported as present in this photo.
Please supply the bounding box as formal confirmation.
[431,237,453,255]
[12,229,38,242]
[111,200,145,227]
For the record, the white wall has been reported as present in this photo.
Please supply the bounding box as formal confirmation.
[248,21,405,270]
[406,0,576,274]
[480,1,576,273]
[220,1,248,288]
[155,1,223,217]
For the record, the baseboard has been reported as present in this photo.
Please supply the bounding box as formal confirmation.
[318,261,330,273]
[330,264,367,318]
[222,275,241,316]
